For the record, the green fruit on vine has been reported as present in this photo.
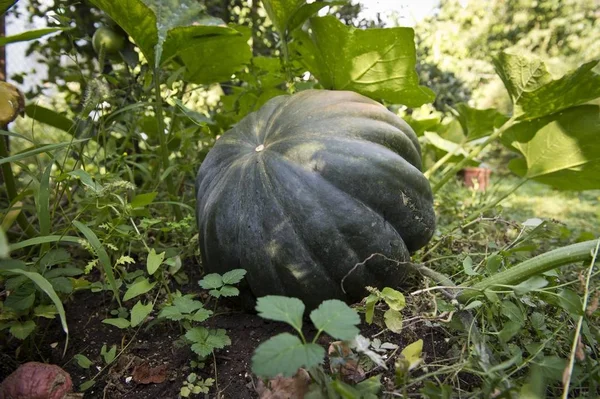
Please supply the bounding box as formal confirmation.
[92,27,125,54]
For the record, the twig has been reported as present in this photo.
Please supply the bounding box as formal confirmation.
[561,239,599,398]
[340,253,394,294]
[340,253,458,301]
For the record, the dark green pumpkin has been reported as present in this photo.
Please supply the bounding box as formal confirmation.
[196,90,435,309]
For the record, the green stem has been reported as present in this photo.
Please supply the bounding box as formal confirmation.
[562,240,598,398]
[153,68,183,221]
[432,117,516,194]
[457,239,599,303]
[424,138,467,179]
[407,262,456,288]
[0,133,36,237]
[280,34,294,92]
[463,177,528,224]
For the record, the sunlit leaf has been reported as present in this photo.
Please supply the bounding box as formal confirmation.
[462,256,478,276]
[292,16,434,107]
[400,339,423,371]
[383,309,403,333]
[263,0,346,36]
[494,51,600,120]
[89,0,250,82]
[381,287,406,311]
[506,105,600,190]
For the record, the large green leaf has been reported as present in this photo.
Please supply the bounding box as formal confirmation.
[292,16,434,107]
[453,103,509,141]
[256,295,304,334]
[263,0,345,36]
[176,26,252,84]
[0,27,71,46]
[493,51,600,120]
[90,0,249,82]
[309,299,360,341]
[251,333,325,378]
[262,0,304,35]
[0,0,17,15]
[506,105,600,190]
[25,104,75,133]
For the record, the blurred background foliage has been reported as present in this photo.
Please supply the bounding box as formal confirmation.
[415,0,600,111]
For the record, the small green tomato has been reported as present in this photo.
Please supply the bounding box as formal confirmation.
[92,26,125,54]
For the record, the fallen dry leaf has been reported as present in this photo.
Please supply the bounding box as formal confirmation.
[132,362,168,384]
[256,369,311,399]
[328,341,365,383]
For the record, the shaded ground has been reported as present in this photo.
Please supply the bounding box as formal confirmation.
[0,271,453,399]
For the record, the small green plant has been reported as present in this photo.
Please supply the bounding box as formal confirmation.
[251,295,386,398]
[362,287,406,333]
[179,373,215,397]
[100,344,117,365]
[251,295,360,378]
[0,232,70,347]
[157,269,246,359]
[199,269,247,301]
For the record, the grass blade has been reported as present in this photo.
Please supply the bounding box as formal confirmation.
[0,139,88,166]
[9,235,80,251]
[72,221,121,305]
[3,267,69,356]
[37,163,53,253]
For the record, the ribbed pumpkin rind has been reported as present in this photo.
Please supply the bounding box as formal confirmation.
[196,90,435,308]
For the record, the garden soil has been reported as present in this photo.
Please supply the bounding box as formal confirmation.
[0,264,454,399]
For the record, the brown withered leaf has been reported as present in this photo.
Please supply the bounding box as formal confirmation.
[328,341,365,383]
[256,369,311,399]
[132,362,168,384]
